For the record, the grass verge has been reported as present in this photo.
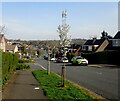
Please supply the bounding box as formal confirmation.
[32,70,102,101]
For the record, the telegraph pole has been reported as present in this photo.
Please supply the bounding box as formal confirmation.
[47,46,50,75]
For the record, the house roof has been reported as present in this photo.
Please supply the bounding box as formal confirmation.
[6,44,17,51]
[84,39,105,46]
[114,31,120,39]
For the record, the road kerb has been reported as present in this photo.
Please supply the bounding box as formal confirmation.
[51,71,108,101]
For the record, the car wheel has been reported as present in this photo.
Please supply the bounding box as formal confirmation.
[76,61,79,65]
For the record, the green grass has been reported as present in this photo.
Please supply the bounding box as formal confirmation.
[32,70,101,101]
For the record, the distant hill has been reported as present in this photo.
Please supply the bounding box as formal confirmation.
[72,38,86,45]
[8,38,86,49]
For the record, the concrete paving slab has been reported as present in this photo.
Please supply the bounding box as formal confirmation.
[2,70,49,100]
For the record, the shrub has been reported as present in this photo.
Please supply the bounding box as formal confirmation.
[18,58,34,63]
[16,64,30,70]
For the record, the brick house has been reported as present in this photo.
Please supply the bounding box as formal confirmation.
[82,38,109,52]
[6,44,18,53]
[107,31,120,50]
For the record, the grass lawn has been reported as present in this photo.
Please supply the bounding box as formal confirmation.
[32,70,102,101]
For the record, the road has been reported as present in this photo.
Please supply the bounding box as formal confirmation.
[35,57,120,100]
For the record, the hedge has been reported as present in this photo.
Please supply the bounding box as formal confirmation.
[81,50,120,65]
[16,64,30,70]
[0,51,2,91]
[2,52,18,85]
[18,58,34,63]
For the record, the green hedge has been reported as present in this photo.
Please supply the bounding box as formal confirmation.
[0,51,2,91]
[18,58,34,63]
[2,52,18,85]
[82,50,120,65]
[16,64,30,70]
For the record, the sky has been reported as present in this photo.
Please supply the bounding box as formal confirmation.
[1,2,118,40]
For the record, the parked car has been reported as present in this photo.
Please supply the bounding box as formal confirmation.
[50,57,56,61]
[44,56,48,60]
[71,56,88,65]
[60,57,69,63]
[56,57,62,62]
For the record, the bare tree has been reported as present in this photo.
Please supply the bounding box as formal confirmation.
[0,25,5,34]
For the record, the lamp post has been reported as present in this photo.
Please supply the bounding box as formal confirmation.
[47,46,50,75]
[57,10,71,87]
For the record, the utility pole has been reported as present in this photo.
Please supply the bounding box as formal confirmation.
[47,46,50,75]
[57,10,71,87]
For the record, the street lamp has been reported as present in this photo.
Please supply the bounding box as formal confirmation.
[47,46,51,75]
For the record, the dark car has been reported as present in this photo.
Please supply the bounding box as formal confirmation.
[44,56,48,60]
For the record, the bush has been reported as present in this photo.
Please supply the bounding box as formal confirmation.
[2,52,18,85]
[18,58,34,63]
[16,64,30,70]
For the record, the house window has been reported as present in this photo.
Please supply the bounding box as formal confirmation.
[88,46,92,51]
[93,45,99,50]
[82,46,86,51]
[112,40,120,47]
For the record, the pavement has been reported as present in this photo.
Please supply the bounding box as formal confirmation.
[2,64,49,100]
[88,64,120,69]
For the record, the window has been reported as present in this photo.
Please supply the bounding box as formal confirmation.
[88,46,92,51]
[82,46,86,50]
[112,40,120,47]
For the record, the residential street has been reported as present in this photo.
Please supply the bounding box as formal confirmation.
[2,57,120,100]
[35,57,120,100]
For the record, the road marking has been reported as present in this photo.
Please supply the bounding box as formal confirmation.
[34,63,47,70]
[88,65,102,68]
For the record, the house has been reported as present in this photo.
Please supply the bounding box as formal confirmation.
[6,44,18,53]
[107,31,120,50]
[0,34,6,52]
[82,38,109,52]
[112,31,120,47]
[68,44,82,55]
